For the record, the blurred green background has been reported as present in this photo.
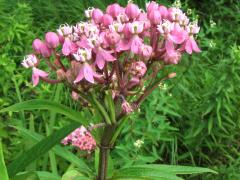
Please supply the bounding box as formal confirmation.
[0,0,240,179]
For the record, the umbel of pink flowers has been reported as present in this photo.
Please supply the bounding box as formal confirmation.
[21,1,201,152]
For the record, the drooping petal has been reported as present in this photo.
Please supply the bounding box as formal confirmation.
[165,39,175,55]
[101,50,116,62]
[185,39,193,54]
[31,67,48,86]
[191,38,201,53]
[83,64,94,83]
[130,36,143,54]
[74,68,84,83]
[96,52,105,69]
[62,39,72,56]
[32,73,39,86]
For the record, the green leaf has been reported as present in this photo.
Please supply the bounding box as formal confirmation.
[0,139,9,180]
[36,171,61,180]
[62,169,92,180]
[13,125,92,174]
[0,100,88,125]
[126,164,218,175]
[7,122,81,177]
[11,172,39,180]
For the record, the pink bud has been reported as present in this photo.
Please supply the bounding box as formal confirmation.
[168,72,177,78]
[40,43,52,58]
[146,1,159,13]
[32,39,43,54]
[105,31,120,45]
[159,5,168,19]
[102,14,113,26]
[92,9,103,24]
[148,10,161,25]
[106,3,123,18]
[125,3,140,19]
[45,32,59,49]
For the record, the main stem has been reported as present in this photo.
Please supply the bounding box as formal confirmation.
[97,124,116,180]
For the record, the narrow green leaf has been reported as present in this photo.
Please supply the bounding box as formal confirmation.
[0,140,9,180]
[0,100,88,125]
[11,172,39,180]
[7,122,81,177]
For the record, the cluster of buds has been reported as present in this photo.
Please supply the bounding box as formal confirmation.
[21,2,201,150]
[61,126,96,152]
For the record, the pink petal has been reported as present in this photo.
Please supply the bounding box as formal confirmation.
[191,38,201,53]
[169,30,186,44]
[165,39,175,55]
[101,50,116,62]
[32,73,39,86]
[34,68,48,77]
[185,39,193,54]
[83,64,94,83]
[116,39,130,52]
[62,39,72,56]
[131,36,142,54]
[74,68,84,83]
[96,53,105,69]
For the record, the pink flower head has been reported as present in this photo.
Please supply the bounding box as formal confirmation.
[32,67,48,86]
[106,3,123,18]
[45,32,59,49]
[122,100,133,114]
[102,14,114,27]
[125,3,140,20]
[131,61,147,77]
[92,9,104,24]
[62,38,77,56]
[40,43,52,58]
[95,48,116,69]
[73,48,92,62]
[74,63,101,84]
[148,9,162,25]
[61,126,96,152]
[32,39,43,54]
[21,54,38,68]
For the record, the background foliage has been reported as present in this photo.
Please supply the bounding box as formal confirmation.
[0,0,239,179]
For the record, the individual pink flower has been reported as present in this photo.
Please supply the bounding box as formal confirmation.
[104,31,121,46]
[73,48,92,62]
[62,38,77,56]
[32,39,43,54]
[184,23,201,54]
[163,50,182,64]
[130,36,143,54]
[21,54,38,68]
[106,3,123,18]
[95,48,116,69]
[45,32,59,49]
[148,10,161,25]
[139,44,153,59]
[32,67,49,86]
[109,22,124,33]
[128,21,144,34]
[117,13,129,23]
[92,9,104,24]
[122,100,133,114]
[40,43,52,58]
[74,63,101,84]
[131,61,147,77]
[57,24,73,37]
[125,3,140,19]
[102,14,113,27]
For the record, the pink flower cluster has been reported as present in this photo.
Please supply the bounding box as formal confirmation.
[61,126,96,152]
[21,1,200,113]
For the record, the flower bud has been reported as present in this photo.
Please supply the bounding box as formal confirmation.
[105,31,120,45]
[32,39,43,54]
[125,3,140,19]
[168,72,177,78]
[131,61,147,77]
[102,14,114,26]
[45,32,59,49]
[106,3,123,18]
[146,1,159,13]
[92,9,103,24]
[56,69,66,80]
[40,43,52,58]
[159,5,168,18]
[148,10,161,25]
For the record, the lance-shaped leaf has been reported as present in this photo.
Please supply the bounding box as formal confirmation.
[0,140,9,180]
[0,100,88,126]
[7,122,81,177]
